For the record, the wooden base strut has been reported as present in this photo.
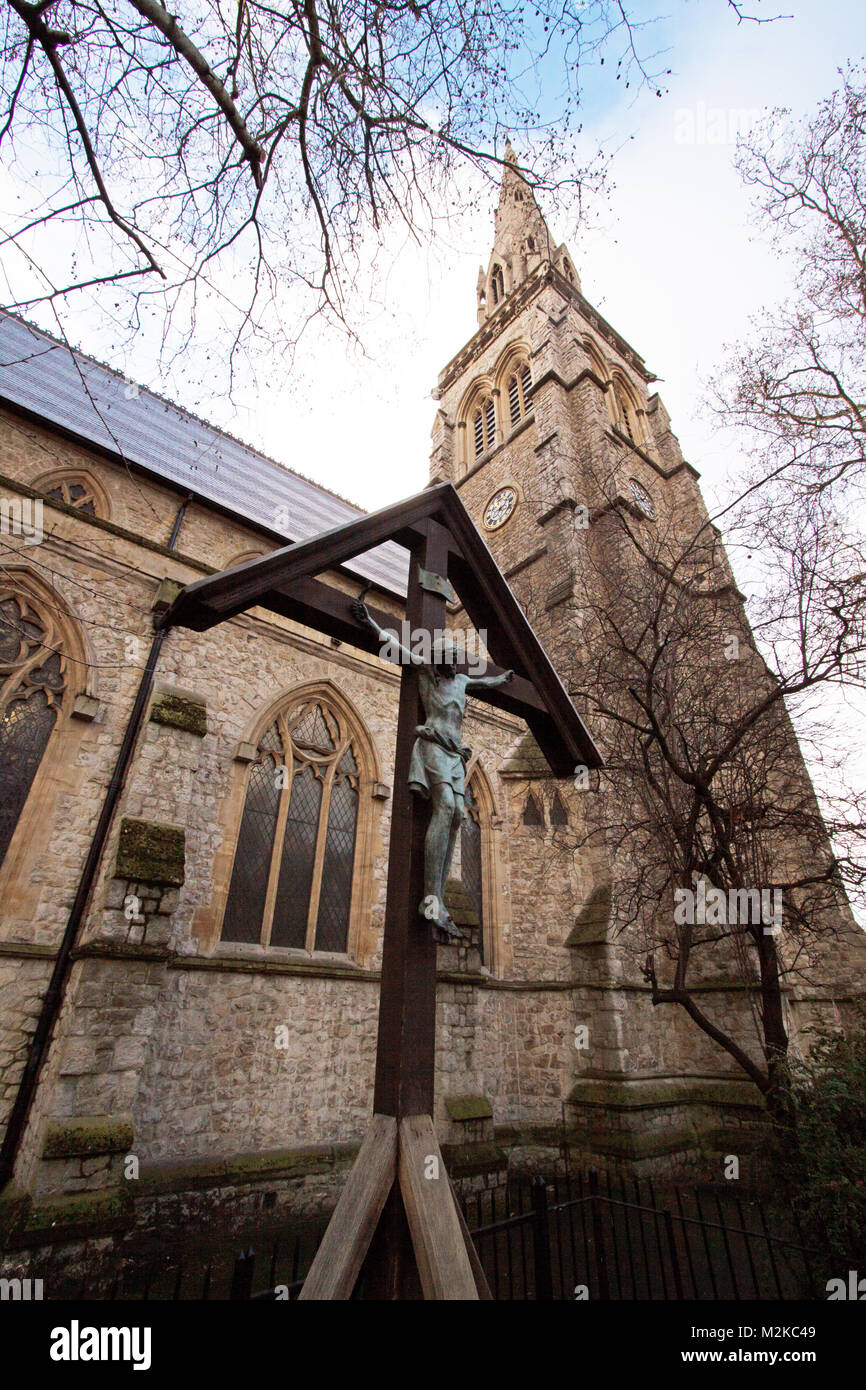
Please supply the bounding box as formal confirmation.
[298,1113,487,1300]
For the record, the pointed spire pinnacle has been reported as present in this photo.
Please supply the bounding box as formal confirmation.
[493,147,554,261]
[476,146,578,324]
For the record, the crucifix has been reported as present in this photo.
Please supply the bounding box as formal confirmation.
[160,482,601,1300]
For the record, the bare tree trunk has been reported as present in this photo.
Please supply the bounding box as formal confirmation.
[756,931,794,1125]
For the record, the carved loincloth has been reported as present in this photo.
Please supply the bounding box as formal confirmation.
[408,724,472,800]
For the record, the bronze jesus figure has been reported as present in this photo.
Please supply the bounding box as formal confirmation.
[352,597,513,941]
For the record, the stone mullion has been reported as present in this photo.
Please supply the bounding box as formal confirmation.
[260,730,294,948]
[304,743,343,951]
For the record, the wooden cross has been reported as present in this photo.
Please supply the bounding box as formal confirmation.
[161,483,601,1299]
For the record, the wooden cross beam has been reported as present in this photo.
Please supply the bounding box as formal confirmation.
[162,482,601,776]
[160,483,601,1299]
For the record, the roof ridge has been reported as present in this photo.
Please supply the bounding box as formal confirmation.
[0,309,369,517]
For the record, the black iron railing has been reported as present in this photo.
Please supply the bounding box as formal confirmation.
[80,1167,818,1300]
[464,1169,819,1301]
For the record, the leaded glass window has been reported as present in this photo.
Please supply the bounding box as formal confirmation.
[461,780,484,963]
[0,591,66,868]
[43,475,99,516]
[222,699,361,952]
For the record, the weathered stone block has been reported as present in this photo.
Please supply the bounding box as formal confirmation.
[115,818,185,886]
[41,1113,135,1160]
[149,690,207,736]
[444,1094,493,1122]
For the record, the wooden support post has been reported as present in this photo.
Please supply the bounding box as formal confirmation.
[398,1115,479,1301]
[450,1175,493,1300]
[298,1115,397,1300]
[165,480,599,1302]
[372,519,450,1119]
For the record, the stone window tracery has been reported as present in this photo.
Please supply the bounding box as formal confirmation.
[0,590,67,868]
[613,378,644,449]
[490,264,505,306]
[38,472,105,518]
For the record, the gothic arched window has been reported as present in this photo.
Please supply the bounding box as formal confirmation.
[226,549,268,569]
[442,769,498,965]
[222,697,362,952]
[490,264,505,306]
[506,363,533,428]
[613,378,643,448]
[36,470,108,519]
[0,591,67,868]
[473,397,497,459]
[460,779,484,960]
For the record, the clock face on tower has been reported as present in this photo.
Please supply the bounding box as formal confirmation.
[483,485,518,531]
[628,478,656,519]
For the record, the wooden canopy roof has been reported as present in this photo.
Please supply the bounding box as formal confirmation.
[160,481,602,776]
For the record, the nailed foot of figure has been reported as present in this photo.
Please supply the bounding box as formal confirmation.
[420,894,464,944]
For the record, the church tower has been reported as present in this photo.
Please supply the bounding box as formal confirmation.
[428,148,746,1165]
[429,144,694,684]
[429,151,866,1171]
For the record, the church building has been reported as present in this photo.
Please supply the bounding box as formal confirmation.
[0,151,863,1277]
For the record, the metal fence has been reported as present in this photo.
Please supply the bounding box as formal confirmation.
[465,1170,820,1301]
[92,1167,819,1300]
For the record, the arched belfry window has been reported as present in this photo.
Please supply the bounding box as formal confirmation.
[0,590,67,868]
[222,697,363,952]
[473,397,496,459]
[613,378,643,448]
[506,363,533,427]
[490,264,505,306]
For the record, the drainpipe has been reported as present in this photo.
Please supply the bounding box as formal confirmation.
[0,494,192,1191]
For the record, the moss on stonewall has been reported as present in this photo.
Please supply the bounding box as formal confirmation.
[20,1189,133,1244]
[440,1141,507,1178]
[115,818,185,886]
[445,1094,493,1122]
[443,878,480,929]
[149,690,207,736]
[42,1114,135,1159]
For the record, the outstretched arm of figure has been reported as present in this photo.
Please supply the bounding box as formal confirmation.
[351,595,424,667]
[466,668,515,691]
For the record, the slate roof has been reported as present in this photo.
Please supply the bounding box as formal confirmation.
[0,312,408,595]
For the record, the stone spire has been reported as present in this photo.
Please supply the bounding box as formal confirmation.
[476,143,579,325]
